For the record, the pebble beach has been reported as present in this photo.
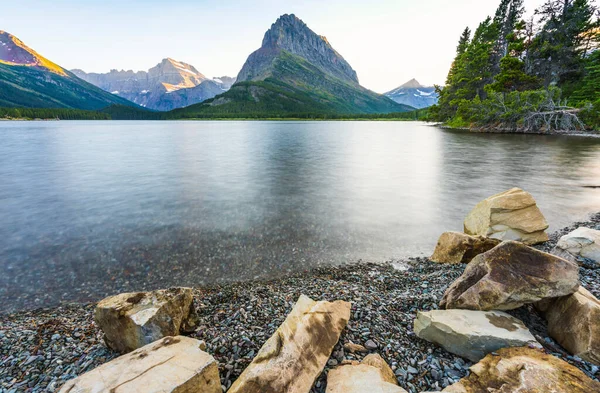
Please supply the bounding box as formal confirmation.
[1,212,599,393]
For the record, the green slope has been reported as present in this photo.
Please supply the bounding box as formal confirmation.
[172,51,412,117]
[0,63,136,110]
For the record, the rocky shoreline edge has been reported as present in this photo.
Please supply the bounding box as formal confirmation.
[1,208,599,393]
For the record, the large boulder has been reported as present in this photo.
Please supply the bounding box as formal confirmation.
[553,227,600,266]
[326,354,407,393]
[430,232,501,264]
[463,188,549,245]
[58,336,221,393]
[537,286,600,365]
[95,287,199,353]
[414,309,540,362]
[228,295,351,393]
[440,241,579,311]
[440,346,600,393]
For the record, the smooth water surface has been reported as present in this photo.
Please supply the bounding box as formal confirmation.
[2,121,600,312]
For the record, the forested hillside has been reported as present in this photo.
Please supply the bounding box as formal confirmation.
[430,0,600,132]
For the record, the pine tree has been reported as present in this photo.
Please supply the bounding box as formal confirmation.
[432,27,471,120]
[527,0,596,89]
[492,0,525,72]
[571,49,600,103]
[489,21,542,93]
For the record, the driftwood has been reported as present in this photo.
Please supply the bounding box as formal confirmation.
[475,91,586,134]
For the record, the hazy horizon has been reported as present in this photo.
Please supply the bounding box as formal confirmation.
[3,0,546,93]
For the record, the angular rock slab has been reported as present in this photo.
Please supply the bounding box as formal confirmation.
[555,227,600,266]
[95,287,198,353]
[58,336,221,393]
[463,188,549,245]
[414,309,540,362]
[430,232,501,264]
[326,354,407,393]
[538,286,600,365]
[440,346,600,392]
[228,295,351,393]
[440,241,579,311]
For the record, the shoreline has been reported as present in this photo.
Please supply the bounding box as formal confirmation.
[434,123,600,137]
[1,212,599,392]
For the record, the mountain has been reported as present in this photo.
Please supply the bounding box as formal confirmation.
[71,59,236,111]
[0,31,136,110]
[175,14,409,117]
[385,79,439,109]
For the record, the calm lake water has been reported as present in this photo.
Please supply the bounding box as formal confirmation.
[1,120,600,312]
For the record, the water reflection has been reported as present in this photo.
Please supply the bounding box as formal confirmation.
[0,121,599,312]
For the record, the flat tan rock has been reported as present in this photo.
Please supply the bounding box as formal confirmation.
[537,287,600,365]
[361,354,398,385]
[463,188,549,245]
[440,241,579,311]
[440,346,600,392]
[95,287,198,353]
[326,354,407,393]
[414,309,540,362]
[58,336,221,393]
[228,295,351,393]
[430,232,500,264]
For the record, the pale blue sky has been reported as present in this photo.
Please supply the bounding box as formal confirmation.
[2,0,547,92]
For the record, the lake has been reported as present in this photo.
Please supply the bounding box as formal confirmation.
[1,120,600,312]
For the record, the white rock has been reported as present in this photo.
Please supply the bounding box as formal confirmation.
[555,227,600,265]
[414,309,540,362]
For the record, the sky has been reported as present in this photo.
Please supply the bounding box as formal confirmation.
[2,0,548,93]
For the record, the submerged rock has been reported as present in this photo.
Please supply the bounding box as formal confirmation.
[414,309,540,362]
[94,287,198,353]
[553,227,600,266]
[227,294,351,393]
[326,354,407,393]
[430,232,500,264]
[440,346,600,392]
[537,286,600,365]
[58,336,221,393]
[440,241,579,311]
[463,188,549,245]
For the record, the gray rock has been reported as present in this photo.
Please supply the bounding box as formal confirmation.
[414,309,541,362]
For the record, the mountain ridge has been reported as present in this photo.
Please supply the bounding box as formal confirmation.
[385,79,439,109]
[0,31,138,110]
[72,59,235,111]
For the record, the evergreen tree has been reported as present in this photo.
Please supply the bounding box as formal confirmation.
[571,49,600,103]
[489,21,542,92]
[527,0,596,89]
[492,0,525,72]
[432,27,471,120]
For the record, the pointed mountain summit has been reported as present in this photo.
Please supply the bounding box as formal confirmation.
[399,78,423,89]
[176,14,410,117]
[0,31,135,109]
[0,31,66,76]
[237,14,358,85]
[385,78,439,109]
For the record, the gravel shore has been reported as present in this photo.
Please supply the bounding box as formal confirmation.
[1,212,599,393]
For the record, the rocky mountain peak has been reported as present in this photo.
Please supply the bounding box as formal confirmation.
[0,31,66,76]
[400,78,423,89]
[237,14,359,85]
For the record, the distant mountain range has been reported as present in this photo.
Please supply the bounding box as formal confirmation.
[385,79,438,109]
[174,14,413,117]
[72,60,236,111]
[0,31,134,110]
[1,16,432,116]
